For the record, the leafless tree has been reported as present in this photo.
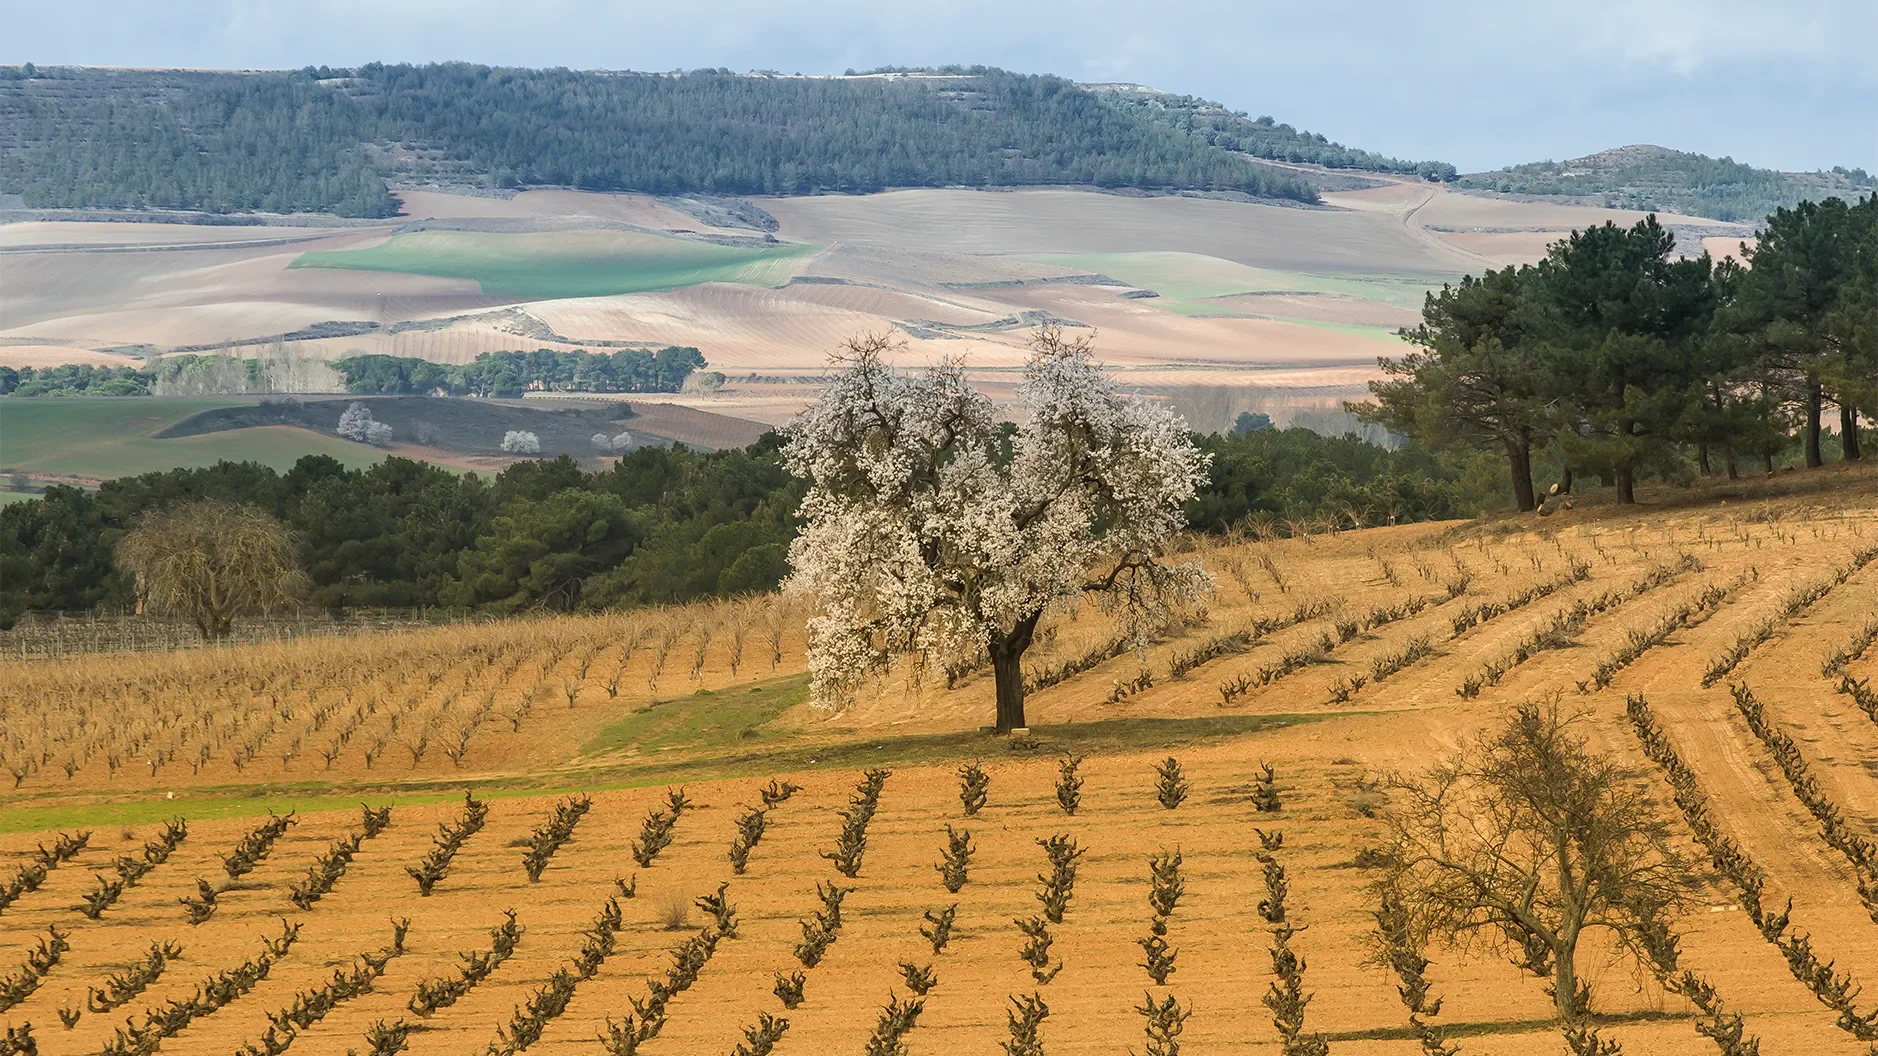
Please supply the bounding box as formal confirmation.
[117,500,308,640]
[1376,700,1685,1020]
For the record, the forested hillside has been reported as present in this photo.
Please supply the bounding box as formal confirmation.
[0,64,1322,216]
[1457,144,1877,223]
[1092,84,1457,181]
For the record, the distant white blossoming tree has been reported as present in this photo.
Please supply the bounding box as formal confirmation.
[501,430,542,455]
[784,328,1211,732]
[335,401,393,446]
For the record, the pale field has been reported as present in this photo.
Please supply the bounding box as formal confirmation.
[0,180,1771,422]
[3,469,1877,1054]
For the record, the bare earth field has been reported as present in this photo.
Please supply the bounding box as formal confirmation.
[0,177,1730,434]
[3,467,1876,1054]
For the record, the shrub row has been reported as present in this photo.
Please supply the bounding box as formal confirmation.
[793,881,852,968]
[1154,758,1188,810]
[88,941,183,1014]
[409,792,488,895]
[1252,763,1283,812]
[1625,693,1878,1040]
[1371,888,1456,1055]
[1728,683,1878,918]
[1629,898,1760,1056]
[1841,674,1878,723]
[521,796,590,882]
[97,920,301,1056]
[1822,616,1878,678]
[599,898,731,1054]
[1256,829,1327,1056]
[822,769,890,877]
[290,805,392,909]
[1704,562,1871,686]
[237,918,410,1056]
[1219,632,1338,704]
[1,832,90,914]
[409,909,522,1017]
[1456,556,1704,698]
[1140,850,1184,986]
[1583,570,1756,691]
[79,819,187,919]
[630,788,692,868]
[1026,607,1225,693]
[1450,561,1591,636]
[223,812,297,879]
[490,897,625,1055]
[0,928,69,1013]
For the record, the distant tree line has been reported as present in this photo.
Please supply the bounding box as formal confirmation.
[0,423,1497,626]
[1456,147,1877,224]
[0,64,1321,215]
[1357,196,1878,510]
[331,347,707,396]
[1,364,153,396]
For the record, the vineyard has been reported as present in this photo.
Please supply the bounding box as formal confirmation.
[2,474,1878,1055]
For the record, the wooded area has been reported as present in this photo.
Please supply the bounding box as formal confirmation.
[1358,196,1878,510]
[0,65,1318,215]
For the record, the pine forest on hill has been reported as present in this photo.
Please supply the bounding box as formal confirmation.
[0,64,1322,217]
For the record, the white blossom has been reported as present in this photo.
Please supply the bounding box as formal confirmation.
[501,430,541,455]
[783,328,1212,728]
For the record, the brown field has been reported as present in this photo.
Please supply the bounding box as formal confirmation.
[4,467,1877,1054]
[1,177,1719,434]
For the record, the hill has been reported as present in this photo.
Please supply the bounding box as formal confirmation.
[1456,143,1877,222]
[0,469,1875,1054]
[0,64,1324,216]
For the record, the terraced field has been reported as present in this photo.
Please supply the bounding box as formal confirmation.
[3,470,1877,1055]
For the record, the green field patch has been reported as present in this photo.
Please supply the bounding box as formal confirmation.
[0,398,385,481]
[583,673,812,757]
[292,229,818,299]
[1023,250,1438,319]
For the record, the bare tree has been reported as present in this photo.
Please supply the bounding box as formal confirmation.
[117,500,309,640]
[1376,700,1685,1020]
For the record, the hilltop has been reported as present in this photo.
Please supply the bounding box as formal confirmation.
[1457,143,1877,223]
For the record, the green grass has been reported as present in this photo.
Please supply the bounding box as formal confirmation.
[1023,250,1438,328]
[582,673,813,757]
[292,229,819,298]
[0,490,42,506]
[0,398,387,481]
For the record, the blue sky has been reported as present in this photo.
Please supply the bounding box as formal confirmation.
[6,0,1874,173]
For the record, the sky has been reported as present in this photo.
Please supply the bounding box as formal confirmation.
[6,0,1876,174]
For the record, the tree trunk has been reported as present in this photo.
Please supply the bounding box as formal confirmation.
[1697,441,1711,476]
[1551,939,1581,1019]
[1725,446,1738,481]
[1558,464,1573,496]
[1614,466,1635,505]
[989,611,1042,732]
[1506,435,1536,512]
[1805,375,1824,468]
[1843,403,1862,461]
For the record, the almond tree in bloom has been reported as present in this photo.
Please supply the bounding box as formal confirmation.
[784,328,1211,732]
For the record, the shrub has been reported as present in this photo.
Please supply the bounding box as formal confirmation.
[408,909,523,1017]
[521,796,591,882]
[1154,757,1188,809]
[921,904,957,955]
[959,761,990,816]
[1055,755,1084,815]
[937,825,974,893]
[407,793,487,895]
[1003,993,1050,1056]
